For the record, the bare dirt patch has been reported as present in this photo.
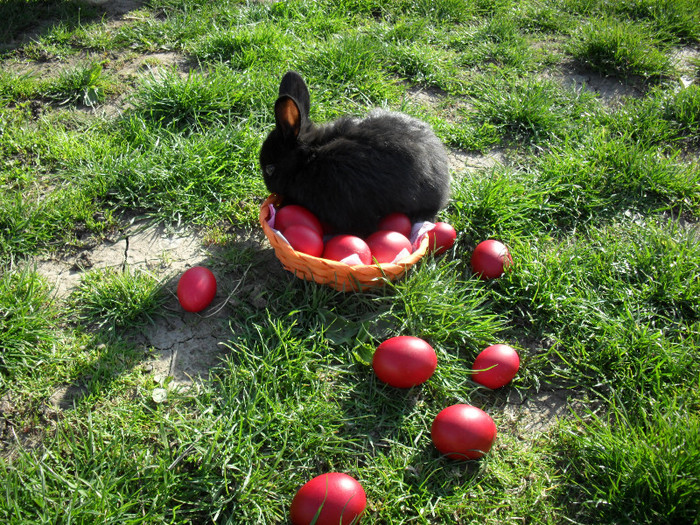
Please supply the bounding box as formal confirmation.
[48,383,89,411]
[545,61,643,105]
[136,308,233,386]
[36,221,207,299]
[115,51,186,78]
[36,222,233,388]
[671,46,700,87]
[503,388,583,437]
[408,86,447,109]
[546,47,700,104]
[34,219,288,397]
[447,148,506,177]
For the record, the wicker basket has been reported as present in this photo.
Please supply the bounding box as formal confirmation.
[259,194,430,292]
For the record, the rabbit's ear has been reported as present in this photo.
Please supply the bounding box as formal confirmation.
[274,96,301,142]
[278,71,310,118]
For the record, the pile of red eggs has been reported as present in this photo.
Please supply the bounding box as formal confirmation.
[270,204,458,264]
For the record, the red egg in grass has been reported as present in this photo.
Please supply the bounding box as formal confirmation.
[365,230,412,264]
[275,204,323,237]
[378,212,412,238]
[372,336,437,388]
[290,472,367,525]
[177,266,217,313]
[322,235,372,265]
[426,222,457,255]
[471,239,512,279]
[472,344,520,389]
[284,224,324,257]
[431,404,497,460]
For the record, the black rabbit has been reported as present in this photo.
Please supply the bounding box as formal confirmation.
[259,71,451,235]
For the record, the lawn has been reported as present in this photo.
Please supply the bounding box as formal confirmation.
[1,0,699,523]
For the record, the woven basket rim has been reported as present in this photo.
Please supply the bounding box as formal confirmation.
[259,194,429,290]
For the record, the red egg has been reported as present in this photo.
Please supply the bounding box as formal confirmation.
[372,336,437,388]
[322,235,372,265]
[365,230,412,264]
[378,212,412,238]
[471,239,512,279]
[426,222,457,255]
[275,205,323,237]
[431,404,497,460]
[284,224,324,257]
[177,266,217,312]
[472,344,520,389]
[290,472,367,525]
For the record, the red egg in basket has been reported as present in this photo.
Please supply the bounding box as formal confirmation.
[284,224,324,257]
[366,230,412,264]
[275,204,323,237]
[260,195,430,292]
[378,212,412,238]
[426,222,457,255]
[322,235,372,265]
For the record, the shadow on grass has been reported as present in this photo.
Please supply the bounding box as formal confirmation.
[0,0,146,52]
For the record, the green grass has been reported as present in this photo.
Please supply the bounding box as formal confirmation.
[0,0,100,49]
[0,264,56,381]
[568,17,673,79]
[1,0,699,523]
[0,105,119,257]
[607,0,700,44]
[192,23,294,70]
[615,84,700,147]
[92,123,266,224]
[127,65,274,131]
[562,0,700,44]
[0,60,112,105]
[68,266,168,333]
[451,14,543,71]
[468,73,599,144]
[560,395,700,524]
[41,61,110,106]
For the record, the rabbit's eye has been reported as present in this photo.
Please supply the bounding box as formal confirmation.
[264,164,276,177]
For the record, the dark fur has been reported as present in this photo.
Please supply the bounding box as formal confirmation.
[259,71,451,234]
